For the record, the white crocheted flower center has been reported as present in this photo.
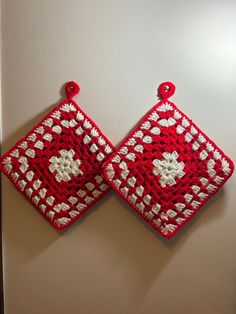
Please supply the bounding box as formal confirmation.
[152,151,185,187]
[49,149,83,182]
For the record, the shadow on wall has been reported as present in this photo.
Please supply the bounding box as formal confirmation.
[74,187,227,299]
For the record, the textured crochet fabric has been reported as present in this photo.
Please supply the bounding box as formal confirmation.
[0,81,114,229]
[103,82,234,239]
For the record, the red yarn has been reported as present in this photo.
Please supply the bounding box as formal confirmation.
[65,81,80,99]
[103,82,234,239]
[158,81,176,99]
[0,82,114,230]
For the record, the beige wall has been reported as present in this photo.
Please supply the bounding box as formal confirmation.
[1,1,236,313]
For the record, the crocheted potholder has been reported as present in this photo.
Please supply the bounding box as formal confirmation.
[103,82,234,239]
[1,81,114,229]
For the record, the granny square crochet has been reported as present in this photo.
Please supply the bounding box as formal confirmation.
[1,81,114,229]
[103,82,234,239]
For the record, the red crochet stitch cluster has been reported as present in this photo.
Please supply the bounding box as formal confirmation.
[103,82,234,239]
[0,82,114,229]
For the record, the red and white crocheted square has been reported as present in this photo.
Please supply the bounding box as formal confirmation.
[0,81,114,230]
[103,82,234,239]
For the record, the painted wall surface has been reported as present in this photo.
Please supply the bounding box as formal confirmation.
[1,1,236,313]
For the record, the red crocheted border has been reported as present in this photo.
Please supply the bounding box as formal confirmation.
[103,83,234,239]
[0,82,114,230]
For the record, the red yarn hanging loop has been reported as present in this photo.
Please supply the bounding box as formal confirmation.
[158,81,176,99]
[65,81,80,99]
